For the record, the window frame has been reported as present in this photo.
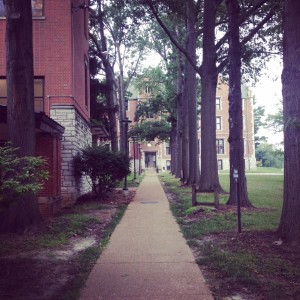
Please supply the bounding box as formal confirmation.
[145,85,152,94]
[0,76,45,112]
[217,159,223,170]
[165,142,171,155]
[166,160,171,171]
[216,116,222,130]
[216,97,221,110]
[0,0,44,18]
[216,138,225,154]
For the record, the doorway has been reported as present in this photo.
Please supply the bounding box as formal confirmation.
[145,152,156,168]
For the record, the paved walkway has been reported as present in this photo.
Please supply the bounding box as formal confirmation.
[80,174,213,300]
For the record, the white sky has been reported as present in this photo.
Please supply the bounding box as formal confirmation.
[252,58,283,145]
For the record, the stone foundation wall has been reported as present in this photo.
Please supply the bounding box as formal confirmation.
[51,105,92,207]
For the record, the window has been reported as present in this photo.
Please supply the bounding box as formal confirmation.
[84,58,89,108]
[216,139,224,154]
[217,159,223,170]
[34,78,44,112]
[166,160,171,171]
[0,0,44,18]
[0,3,4,17]
[0,79,7,106]
[216,97,221,110]
[0,77,44,112]
[145,85,152,94]
[165,143,171,155]
[216,116,222,130]
[32,0,44,17]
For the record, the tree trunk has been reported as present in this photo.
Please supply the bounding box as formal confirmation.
[174,49,184,178]
[117,75,126,153]
[116,43,127,153]
[198,0,223,193]
[226,0,252,207]
[97,0,118,152]
[181,37,190,184]
[1,0,41,233]
[6,0,35,156]
[106,69,119,152]
[277,0,300,245]
[186,0,198,186]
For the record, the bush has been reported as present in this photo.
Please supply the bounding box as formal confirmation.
[74,145,130,195]
[0,144,49,207]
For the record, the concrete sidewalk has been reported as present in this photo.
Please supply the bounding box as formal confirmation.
[80,174,213,300]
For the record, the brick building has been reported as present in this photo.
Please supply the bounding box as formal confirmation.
[126,80,256,172]
[0,0,92,214]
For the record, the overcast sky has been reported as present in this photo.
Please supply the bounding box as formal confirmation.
[253,58,283,145]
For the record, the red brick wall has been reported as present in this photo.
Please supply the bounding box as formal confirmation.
[0,0,90,121]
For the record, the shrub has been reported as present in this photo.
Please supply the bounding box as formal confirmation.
[74,145,130,195]
[0,144,49,206]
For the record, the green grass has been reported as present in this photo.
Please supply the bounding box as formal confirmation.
[60,204,127,300]
[117,173,145,188]
[161,173,283,234]
[219,167,283,174]
[36,214,100,248]
[198,242,259,287]
[248,167,283,173]
[159,173,300,299]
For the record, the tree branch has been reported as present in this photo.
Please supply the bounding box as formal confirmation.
[216,0,270,51]
[145,1,201,75]
[216,0,280,73]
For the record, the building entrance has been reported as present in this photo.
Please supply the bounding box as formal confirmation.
[145,152,156,168]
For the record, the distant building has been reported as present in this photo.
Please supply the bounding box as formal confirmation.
[0,0,93,215]
[126,79,256,172]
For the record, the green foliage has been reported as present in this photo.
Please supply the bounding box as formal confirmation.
[74,145,130,195]
[0,144,49,206]
[37,214,99,248]
[255,143,284,168]
[129,120,171,142]
[266,101,283,133]
[133,67,177,121]
[130,66,176,142]
[198,243,259,287]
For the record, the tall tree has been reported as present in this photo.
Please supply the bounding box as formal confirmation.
[277,0,300,245]
[90,0,119,151]
[104,0,146,152]
[185,0,198,186]
[1,0,41,233]
[198,0,223,192]
[226,0,252,206]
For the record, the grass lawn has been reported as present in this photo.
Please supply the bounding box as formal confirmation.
[117,173,145,188]
[160,172,300,300]
[219,167,283,174]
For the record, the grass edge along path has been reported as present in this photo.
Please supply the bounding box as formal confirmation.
[61,204,127,300]
[159,173,300,300]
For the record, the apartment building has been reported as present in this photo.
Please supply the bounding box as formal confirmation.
[0,0,92,213]
[126,80,256,172]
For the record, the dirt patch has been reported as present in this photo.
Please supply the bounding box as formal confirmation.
[186,211,300,299]
[0,189,135,300]
[162,185,300,300]
[195,230,300,299]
